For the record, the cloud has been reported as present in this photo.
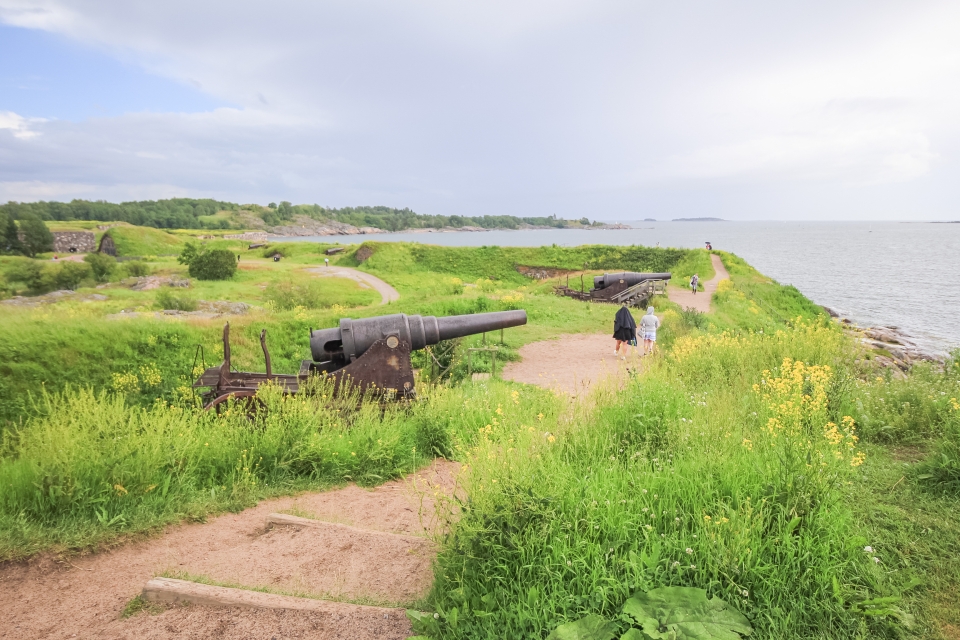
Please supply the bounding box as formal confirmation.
[0,110,45,139]
[1,1,959,219]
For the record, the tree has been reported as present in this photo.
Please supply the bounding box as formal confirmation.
[83,252,117,282]
[177,242,200,266]
[188,248,236,280]
[18,215,54,257]
[1,211,22,254]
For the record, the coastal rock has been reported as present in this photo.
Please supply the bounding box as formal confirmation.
[127,276,191,291]
[267,216,385,237]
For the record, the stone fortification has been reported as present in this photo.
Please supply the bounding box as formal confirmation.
[52,231,96,253]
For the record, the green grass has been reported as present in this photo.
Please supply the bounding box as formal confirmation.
[2,233,960,638]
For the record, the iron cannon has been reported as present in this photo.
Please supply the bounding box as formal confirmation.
[193,310,527,409]
[556,271,671,307]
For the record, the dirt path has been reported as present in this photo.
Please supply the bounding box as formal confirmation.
[308,267,399,305]
[502,333,644,396]
[0,460,458,640]
[667,253,729,313]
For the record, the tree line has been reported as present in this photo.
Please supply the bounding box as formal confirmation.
[0,198,598,232]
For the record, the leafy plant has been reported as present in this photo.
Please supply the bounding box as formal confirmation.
[83,252,117,282]
[547,588,752,640]
[181,246,236,280]
[155,288,198,312]
[124,260,151,277]
[546,614,618,640]
[622,588,752,640]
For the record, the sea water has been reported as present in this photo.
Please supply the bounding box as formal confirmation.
[276,221,960,355]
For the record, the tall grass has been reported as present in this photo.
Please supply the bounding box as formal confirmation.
[0,376,464,560]
[418,320,904,639]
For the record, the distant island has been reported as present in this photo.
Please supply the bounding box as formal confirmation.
[672,217,725,222]
[643,218,657,222]
[0,198,608,235]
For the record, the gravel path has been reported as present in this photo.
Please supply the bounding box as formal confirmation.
[1,460,458,640]
[309,267,399,305]
[667,253,729,313]
[502,333,644,396]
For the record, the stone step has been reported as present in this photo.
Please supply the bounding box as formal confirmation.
[158,512,436,605]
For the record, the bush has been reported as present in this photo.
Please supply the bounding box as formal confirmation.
[83,252,117,282]
[54,262,92,290]
[124,261,151,277]
[3,260,91,293]
[155,288,198,312]
[17,215,53,257]
[187,248,237,280]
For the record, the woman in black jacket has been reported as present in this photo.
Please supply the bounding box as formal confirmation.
[613,303,637,360]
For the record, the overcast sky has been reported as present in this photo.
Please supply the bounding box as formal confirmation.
[1,1,959,220]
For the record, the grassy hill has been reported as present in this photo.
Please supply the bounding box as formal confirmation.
[0,230,958,638]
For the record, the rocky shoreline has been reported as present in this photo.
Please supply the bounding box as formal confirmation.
[824,307,945,376]
[223,215,630,241]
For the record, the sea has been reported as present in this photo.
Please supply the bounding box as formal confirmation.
[275,221,960,356]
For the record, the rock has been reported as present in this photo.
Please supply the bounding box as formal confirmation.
[85,294,109,301]
[128,276,191,291]
[822,306,839,318]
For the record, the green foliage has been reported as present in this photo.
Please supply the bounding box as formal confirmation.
[187,248,237,280]
[0,378,454,559]
[83,252,117,282]
[1,211,23,254]
[3,259,92,293]
[0,198,238,229]
[546,614,618,640]
[177,241,199,265]
[17,215,54,257]
[0,198,595,232]
[123,261,151,277]
[547,588,753,640]
[622,588,752,639]
[154,289,198,312]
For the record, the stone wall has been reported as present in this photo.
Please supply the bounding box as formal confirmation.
[52,231,96,253]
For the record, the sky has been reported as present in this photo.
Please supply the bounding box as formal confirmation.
[1,1,959,221]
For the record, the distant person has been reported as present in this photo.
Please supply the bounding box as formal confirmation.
[613,303,637,360]
[639,306,661,356]
[325,258,330,267]
[237,254,240,262]
[690,274,699,295]
[705,242,712,250]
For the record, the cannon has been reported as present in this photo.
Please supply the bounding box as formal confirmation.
[556,271,671,307]
[193,310,527,409]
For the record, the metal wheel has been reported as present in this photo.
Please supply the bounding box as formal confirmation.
[204,390,265,418]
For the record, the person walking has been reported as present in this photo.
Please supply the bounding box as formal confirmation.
[613,303,637,360]
[639,306,661,356]
[690,273,699,295]
[325,258,330,267]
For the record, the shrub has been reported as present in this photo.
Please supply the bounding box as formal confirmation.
[155,288,198,312]
[124,261,151,277]
[187,248,237,280]
[53,262,92,290]
[83,252,117,282]
[17,215,54,257]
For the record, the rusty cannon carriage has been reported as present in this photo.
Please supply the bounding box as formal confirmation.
[193,310,527,409]
[555,271,671,307]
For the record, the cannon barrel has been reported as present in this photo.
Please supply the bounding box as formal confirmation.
[593,272,672,290]
[310,310,527,363]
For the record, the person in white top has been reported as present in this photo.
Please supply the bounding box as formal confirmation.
[639,306,661,356]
